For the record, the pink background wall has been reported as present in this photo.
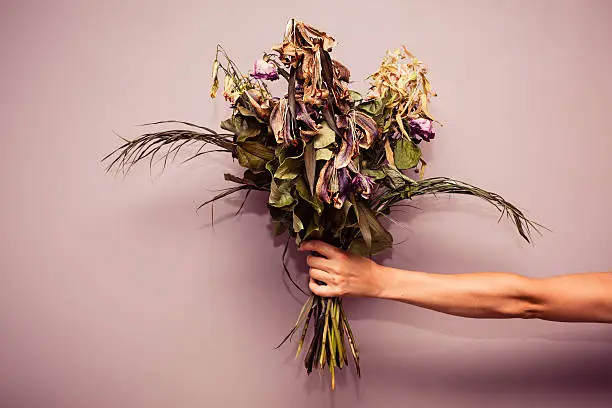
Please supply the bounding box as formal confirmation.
[1,1,611,407]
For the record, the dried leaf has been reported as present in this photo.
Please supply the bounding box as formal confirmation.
[269,179,295,208]
[293,212,304,233]
[394,138,421,170]
[304,141,316,195]
[296,177,323,215]
[315,148,333,161]
[275,157,302,180]
[314,122,336,149]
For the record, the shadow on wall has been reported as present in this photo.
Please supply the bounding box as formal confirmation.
[362,345,612,394]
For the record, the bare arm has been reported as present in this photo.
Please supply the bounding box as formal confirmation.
[299,240,612,323]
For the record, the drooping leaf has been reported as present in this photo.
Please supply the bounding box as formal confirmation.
[235,145,266,170]
[394,138,421,170]
[382,165,414,189]
[275,157,302,179]
[240,141,275,161]
[243,169,272,187]
[296,177,323,215]
[304,141,316,195]
[269,179,295,208]
[349,203,393,256]
[314,122,336,149]
[361,168,386,180]
[293,212,304,233]
[354,200,372,253]
[303,214,323,240]
[221,115,261,142]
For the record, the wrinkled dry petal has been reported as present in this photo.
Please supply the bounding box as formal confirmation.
[332,60,350,82]
[270,98,289,144]
[315,159,334,204]
[350,173,375,199]
[333,128,355,169]
[299,129,318,142]
[354,111,380,149]
[243,89,272,121]
[295,100,318,130]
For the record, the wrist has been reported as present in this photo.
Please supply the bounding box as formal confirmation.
[373,264,411,300]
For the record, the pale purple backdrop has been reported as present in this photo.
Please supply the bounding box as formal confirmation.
[1,1,611,407]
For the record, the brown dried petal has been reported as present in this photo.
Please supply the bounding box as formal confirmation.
[354,111,380,149]
[332,59,350,82]
[315,159,334,204]
[333,128,354,169]
[270,98,288,144]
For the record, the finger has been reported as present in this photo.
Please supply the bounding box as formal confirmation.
[309,268,332,285]
[299,240,342,259]
[306,255,333,272]
[309,278,338,298]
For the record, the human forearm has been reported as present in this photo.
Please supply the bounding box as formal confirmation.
[377,266,541,319]
[378,266,612,322]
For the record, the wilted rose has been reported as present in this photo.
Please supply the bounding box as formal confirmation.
[251,59,279,81]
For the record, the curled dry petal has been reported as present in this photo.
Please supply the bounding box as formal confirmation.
[301,49,329,106]
[291,19,336,51]
[332,168,351,209]
[350,173,375,199]
[243,89,273,121]
[270,98,293,144]
[295,100,318,131]
[333,128,355,169]
[332,60,350,82]
[299,129,318,142]
[335,114,348,129]
[315,159,334,204]
[354,111,380,149]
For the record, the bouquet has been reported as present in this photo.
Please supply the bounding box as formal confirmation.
[104,18,540,389]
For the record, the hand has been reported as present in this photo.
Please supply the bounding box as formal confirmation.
[298,240,386,298]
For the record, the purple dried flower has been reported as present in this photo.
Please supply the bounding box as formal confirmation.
[332,168,351,209]
[350,173,375,199]
[408,118,435,143]
[251,59,279,81]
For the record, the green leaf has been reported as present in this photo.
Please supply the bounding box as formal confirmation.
[303,214,323,240]
[243,169,271,187]
[349,90,363,103]
[382,165,414,189]
[361,168,386,180]
[293,212,304,233]
[349,203,393,256]
[315,148,334,161]
[221,115,260,142]
[269,179,295,208]
[240,141,275,161]
[304,141,316,195]
[296,177,323,215]
[274,157,302,180]
[356,98,384,117]
[314,122,336,149]
[394,138,421,170]
[235,146,265,170]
